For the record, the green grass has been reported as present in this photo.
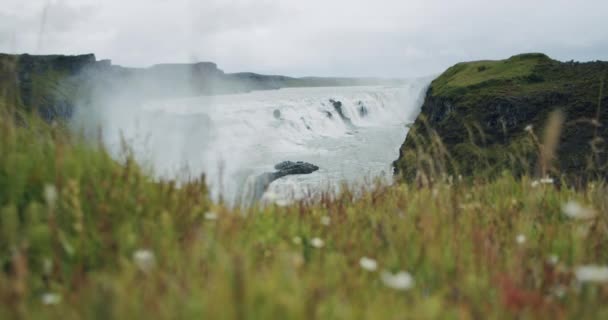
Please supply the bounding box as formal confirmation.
[431,53,551,97]
[1,99,608,319]
[1,52,608,318]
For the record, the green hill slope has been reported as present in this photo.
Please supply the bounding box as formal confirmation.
[394,53,608,181]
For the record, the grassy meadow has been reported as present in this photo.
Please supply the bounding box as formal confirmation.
[1,53,608,319]
[0,101,607,319]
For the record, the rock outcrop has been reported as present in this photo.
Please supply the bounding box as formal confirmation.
[0,53,105,121]
[330,99,354,127]
[1,53,409,122]
[394,53,608,181]
[252,161,320,200]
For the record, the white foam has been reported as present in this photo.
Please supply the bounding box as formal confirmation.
[96,82,429,204]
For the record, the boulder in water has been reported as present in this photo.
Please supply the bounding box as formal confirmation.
[357,101,369,117]
[274,161,319,176]
[251,161,320,201]
[329,99,354,127]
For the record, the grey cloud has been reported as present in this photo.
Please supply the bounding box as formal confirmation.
[1,0,607,77]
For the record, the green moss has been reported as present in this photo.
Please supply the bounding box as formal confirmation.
[431,53,552,97]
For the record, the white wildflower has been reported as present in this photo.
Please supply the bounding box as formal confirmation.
[562,201,597,220]
[133,249,156,273]
[531,177,553,188]
[320,216,331,226]
[43,184,58,206]
[540,177,554,184]
[381,271,414,291]
[547,254,559,265]
[41,293,61,305]
[310,237,324,248]
[524,124,534,132]
[552,285,567,298]
[575,265,608,283]
[516,234,526,245]
[204,212,218,220]
[359,257,378,272]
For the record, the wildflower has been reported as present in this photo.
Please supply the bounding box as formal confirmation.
[310,237,324,248]
[540,177,554,184]
[41,293,61,305]
[43,184,58,206]
[204,212,218,220]
[292,236,302,245]
[359,257,378,272]
[547,254,559,265]
[552,285,567,298]
[531,177,553,188]
[320,216,331,226]
[575,265,608,283]
[516,234,526,245]
[524,124,533,133]
[133,249,156,273]
[562,201,597,220]
[381,271,414,291]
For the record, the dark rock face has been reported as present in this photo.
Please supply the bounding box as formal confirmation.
[394,53,608,181]
[357,101,369,117]
[1,53,100,121]
[1,52,409,124]
[329,99,354,127]
[252,161,319,200]
[274,161,319,176]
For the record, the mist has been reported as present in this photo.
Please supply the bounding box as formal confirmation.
[64,57,428,204]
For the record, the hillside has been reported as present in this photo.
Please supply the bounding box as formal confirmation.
[394,53,608,182]
[0,53,405,122]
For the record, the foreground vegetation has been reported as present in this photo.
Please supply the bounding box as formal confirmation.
[0,104,607,319]
[1,53,608,319]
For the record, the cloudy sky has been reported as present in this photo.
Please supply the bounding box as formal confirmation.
[1,0,607,77]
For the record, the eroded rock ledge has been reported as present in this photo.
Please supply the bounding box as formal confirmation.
[394,53,608,181]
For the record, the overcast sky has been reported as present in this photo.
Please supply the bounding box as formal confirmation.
[1,0,607,77]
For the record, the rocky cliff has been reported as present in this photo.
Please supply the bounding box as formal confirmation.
[0,53,406,122]
[394,53,608,181]
[0,53,104,120]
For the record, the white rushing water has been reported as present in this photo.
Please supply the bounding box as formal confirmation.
[98,81,429,205]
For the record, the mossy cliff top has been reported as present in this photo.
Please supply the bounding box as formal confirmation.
[395,53,608,181]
